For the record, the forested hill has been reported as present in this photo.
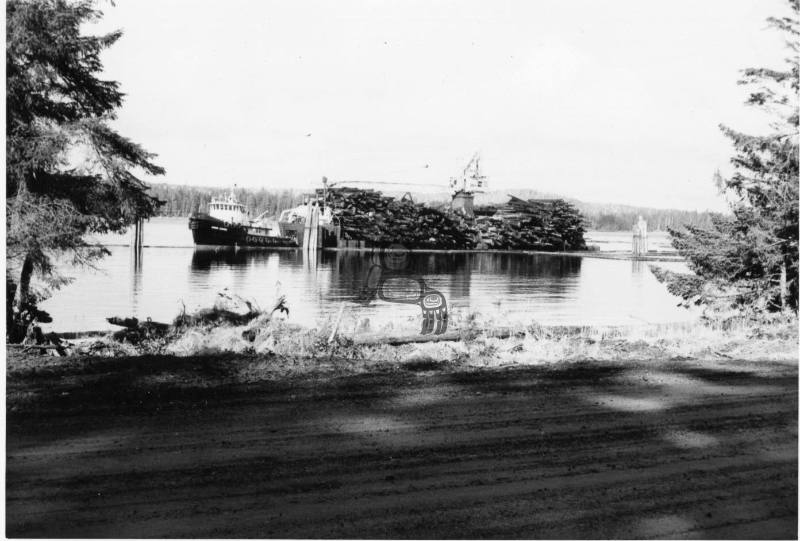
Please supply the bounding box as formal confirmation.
[576,204,714,231]
[402,189,717,232]
[146,183,716,232]
[146,183,306,219]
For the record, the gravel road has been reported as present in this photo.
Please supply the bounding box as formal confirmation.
[6,355,797,538]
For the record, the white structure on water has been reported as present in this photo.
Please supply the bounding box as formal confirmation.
[632,215,648,256]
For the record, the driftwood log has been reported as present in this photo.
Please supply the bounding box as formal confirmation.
[102,291,290,346]
[355,331,462,345]
[14,324,70,355]
[353,326,525,346]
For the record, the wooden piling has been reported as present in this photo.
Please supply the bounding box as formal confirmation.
[132,217,143,270]
[132,217,144,250]
[311,204,320,249]
[302,201,312,250]
[302,202,321,251]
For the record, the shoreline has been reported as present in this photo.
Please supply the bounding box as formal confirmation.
[31,315,799,366]
[92,242,685,262]
[47,319,697,341]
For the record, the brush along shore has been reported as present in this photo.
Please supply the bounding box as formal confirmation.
[8,320,797,396]
[12,289,798,373]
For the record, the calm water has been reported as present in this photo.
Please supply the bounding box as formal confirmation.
[85,217,677,253]
[40,218,694,332]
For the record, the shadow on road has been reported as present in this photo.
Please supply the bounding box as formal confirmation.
[6,355,798,538]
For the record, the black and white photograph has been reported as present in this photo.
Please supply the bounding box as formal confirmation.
[5,0,799,538]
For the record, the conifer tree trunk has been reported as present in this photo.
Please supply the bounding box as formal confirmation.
[14,253,34,316]
[780,262,787,311]
[12,174,34,319]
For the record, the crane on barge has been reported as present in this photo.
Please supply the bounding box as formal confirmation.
[277,155,490,248]
[323,153,488,214]
[448,152,488,218]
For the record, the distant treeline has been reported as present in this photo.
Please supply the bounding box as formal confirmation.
[421,189,718,231]
[577,207,715,232]
[146,183,305,218]
[146,183,717,231]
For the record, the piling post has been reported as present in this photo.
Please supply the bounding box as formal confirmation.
[302,200,321,251]
[302,200,312,251]
[132,217,144,250]
[311,204,320,249]
[132,217,144,268]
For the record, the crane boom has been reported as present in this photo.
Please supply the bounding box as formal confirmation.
[328,180,449,188]
[450,152,487,195]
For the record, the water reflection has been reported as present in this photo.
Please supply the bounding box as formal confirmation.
[40,246,695,333]
[190,247,293,270]
[186,248,587,320]
[131,245,143,314]
[302,248,318,274]
[631,259,647,275]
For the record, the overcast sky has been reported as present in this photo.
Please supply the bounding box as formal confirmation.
[93,0,791,211]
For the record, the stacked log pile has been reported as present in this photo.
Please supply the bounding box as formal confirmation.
[474,196,587,251]
[323,188,476,249]
[322,188,585,251]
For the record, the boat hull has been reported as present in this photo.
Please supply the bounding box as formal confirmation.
[278,221,339,248]
[188,214,298,248]
[278,221,305,242]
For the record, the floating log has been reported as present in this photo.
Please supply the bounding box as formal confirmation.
[107,316,139,328]
[53,330,109,340]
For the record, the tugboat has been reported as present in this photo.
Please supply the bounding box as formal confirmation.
[188,189,298,247]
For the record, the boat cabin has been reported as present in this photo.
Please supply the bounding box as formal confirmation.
[208,191,249,225]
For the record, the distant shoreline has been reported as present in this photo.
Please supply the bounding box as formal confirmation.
[143,214,689,234]
[94,242,684,262]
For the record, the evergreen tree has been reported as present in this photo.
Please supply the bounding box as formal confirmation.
[655,1,799,313]
[6,0,165,340]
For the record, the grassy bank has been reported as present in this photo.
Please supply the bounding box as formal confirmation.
[18,308,797,383]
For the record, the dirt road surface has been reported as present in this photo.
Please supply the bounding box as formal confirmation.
[7,355,798,538]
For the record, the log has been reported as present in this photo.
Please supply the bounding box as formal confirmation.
[355,331,461,345]
[107,316,139,328]
[7,343,64,349]
[54,330,108,339]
